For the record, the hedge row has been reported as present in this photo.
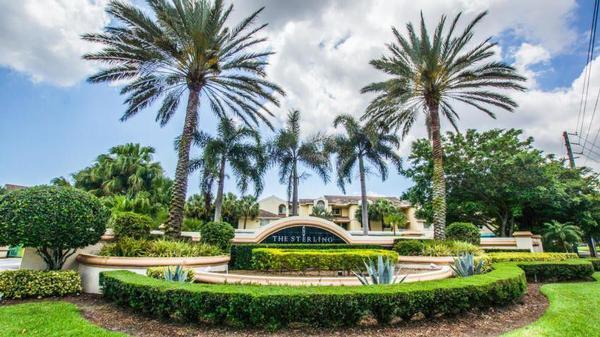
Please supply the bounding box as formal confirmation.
[586,258,600,271]
[0,270,81,299]
[488,252,578,262]
[100,263,526,328]
[252,248,398,272]
[230,244,384,269]
[516,260,595,282]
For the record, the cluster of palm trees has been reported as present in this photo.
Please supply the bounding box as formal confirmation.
[85,0,525,240]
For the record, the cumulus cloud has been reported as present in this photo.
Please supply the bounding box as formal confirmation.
[513,43,552,88]
[0,0,108,86]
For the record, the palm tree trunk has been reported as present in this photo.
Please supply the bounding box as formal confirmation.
[292,162,299,216]
[166,87,200,238]
[588,236,597,258]
[358,155,369,235]
[213,155,227,222]
[243,216,247,229]
[428,101,447,240]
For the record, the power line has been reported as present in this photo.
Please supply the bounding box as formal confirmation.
[576,0,600,136]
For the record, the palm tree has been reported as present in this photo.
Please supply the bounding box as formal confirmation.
[310,205,333,221]
[384,210,408,236]
[361,12,526,239]
[238,195,259,229]
[193,118,266,222]
[84,0,284,237]
[331,114,401,235]
[50,177,72,187]
[270,110,331,215]
[543,220,582,252]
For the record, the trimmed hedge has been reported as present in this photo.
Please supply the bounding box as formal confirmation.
[0,270,81,299]
[100,263,526,328]
[111,211,152,239]
[252,248,398,272]
[488,252,578,262]
[516,260,594,282]
[586,258,600,271]
[230,244,383,269]
[446,222,480,245]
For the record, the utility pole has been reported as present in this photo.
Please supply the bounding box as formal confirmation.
[563,131,576,168]
[564,131,597,257]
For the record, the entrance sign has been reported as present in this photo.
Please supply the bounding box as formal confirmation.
[261,225,346,244]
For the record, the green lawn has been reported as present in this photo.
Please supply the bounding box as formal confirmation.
[0,301,126,337]
[503,272,600,337]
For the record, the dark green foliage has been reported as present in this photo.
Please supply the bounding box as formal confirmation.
[99,238,221,257]
[516,260,594,282]
[446,222,480,245]
[0,270,81,299]
[112,212,152,239]
[251,248,398,272]
[0,186,109,270]
[586,258,600,271]
[393,240,425,256]
[230,244,384,269]
[100,264,526,328]
[200,222,235,251]
[182,218,204,232]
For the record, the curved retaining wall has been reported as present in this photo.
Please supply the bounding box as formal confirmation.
[195,265,452,286]
[76,254,230,294]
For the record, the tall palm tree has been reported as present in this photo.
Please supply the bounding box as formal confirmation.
[193,118,266,222]
[270,110,331,215]
[238,195,259,229]
[543,220,582,253]
[84,0,284,237]
[361,12,526,239]
[331,114,401,235]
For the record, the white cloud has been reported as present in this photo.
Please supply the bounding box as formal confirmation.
[0,0,109,86]
[513,43,552,88]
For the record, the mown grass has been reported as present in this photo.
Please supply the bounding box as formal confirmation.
[0,301,126,337]
[503,272,600,337]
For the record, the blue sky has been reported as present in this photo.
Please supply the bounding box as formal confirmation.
[0,0,598,200]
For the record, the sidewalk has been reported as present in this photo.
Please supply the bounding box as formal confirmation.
[0,258,21,271]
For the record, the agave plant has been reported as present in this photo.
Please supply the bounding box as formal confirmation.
[450,254,483,277]
[353,255,406,285]
[163,265,189,283]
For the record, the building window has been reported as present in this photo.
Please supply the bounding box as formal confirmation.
[331,207,341,216]
[278,204,286,215]
[316,200,326,208]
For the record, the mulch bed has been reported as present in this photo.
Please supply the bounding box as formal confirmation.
[54,282,548,337]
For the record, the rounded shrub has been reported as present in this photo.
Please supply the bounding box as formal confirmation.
[0,186,109,270]
[200,221,235,251]
[112,211,152,239]
[182,218,204,232]
[446,222,480,245]
[393,240,425,256]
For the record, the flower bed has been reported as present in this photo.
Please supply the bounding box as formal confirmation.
[0,270,81,299]
[100,263,526,328]
[251,248,398,272]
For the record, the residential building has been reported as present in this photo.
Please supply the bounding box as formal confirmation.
[238,195,427,233]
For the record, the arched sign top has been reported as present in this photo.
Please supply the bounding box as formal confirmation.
[244,216,353,244]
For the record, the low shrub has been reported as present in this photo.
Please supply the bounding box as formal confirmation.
[230,244,384,269]
[200,221,235,251]
[100,263,526,328]
[516,260,594,282]
[0,270,81,299]
[182,218,204,232]
[111,212,152,239]
[99,238,222,257]
[586,258,600,271]
[488,252,578,262]
[446,222,480,245]
[393,240,425,256]
[147,267,195,282]
[251,248,399,272]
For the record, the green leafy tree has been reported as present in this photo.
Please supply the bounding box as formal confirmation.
[84,0,284,237]
[384,210,408,236]
[192,118,266,222]
[185,194,213,222]
[270,110,331,215]
[361,11,526,239]
[238,195,259,229]
[0,186,109,270]
[310,205,333,220]
[0,186,7,197]
[543,220,582,252]
[330,114,401,235]
[221,193,241,225]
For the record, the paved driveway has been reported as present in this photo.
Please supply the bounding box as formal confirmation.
[0,258,21,271]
